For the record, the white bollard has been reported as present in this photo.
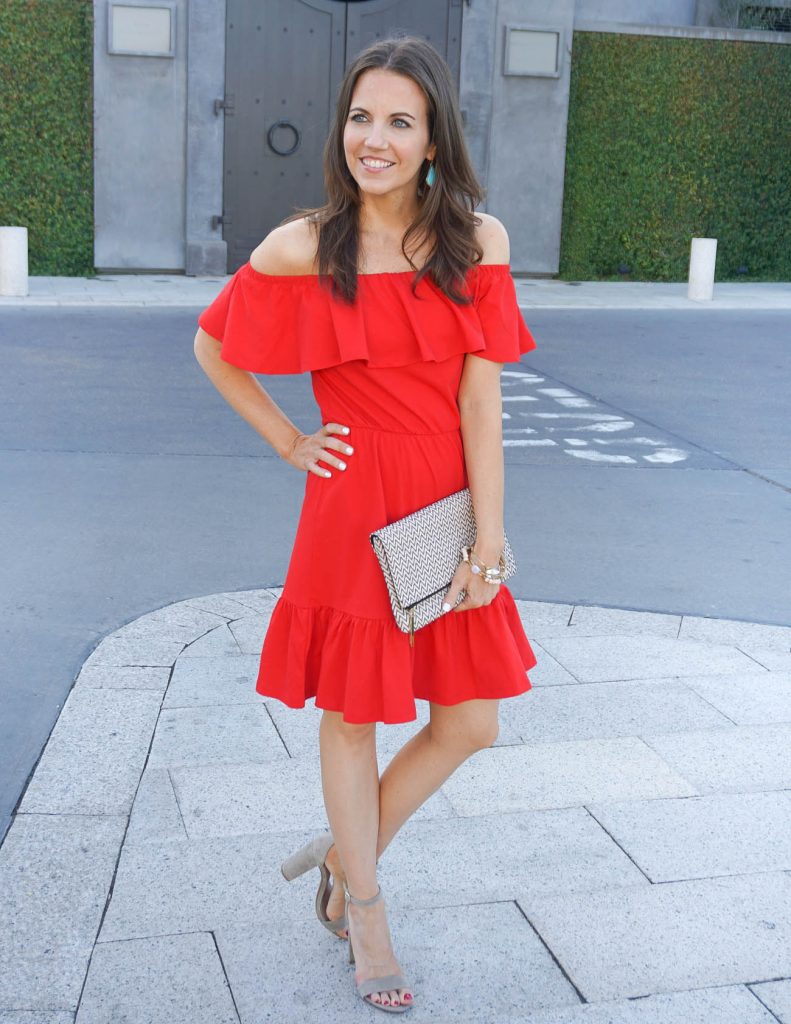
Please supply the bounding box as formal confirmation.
[0,226,29,297]
[687,237,717,301]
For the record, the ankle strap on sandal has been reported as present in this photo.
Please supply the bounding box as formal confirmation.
[344,882,382,905]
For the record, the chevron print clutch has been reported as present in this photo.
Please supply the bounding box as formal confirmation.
[369,487,517,646]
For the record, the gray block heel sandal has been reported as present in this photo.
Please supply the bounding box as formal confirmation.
[344,882,414,1013]
[280,831,348,937]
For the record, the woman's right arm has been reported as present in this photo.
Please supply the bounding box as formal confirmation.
[193,328,353,477]
[193,328,353,479]
[193,326,307,462]
[193,221,354,478]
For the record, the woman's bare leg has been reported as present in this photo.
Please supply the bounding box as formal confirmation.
[376,698,500,856]
[319,710,412,1007]
[322,698,499,1003]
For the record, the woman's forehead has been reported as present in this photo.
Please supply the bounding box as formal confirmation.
[351,69,426,112]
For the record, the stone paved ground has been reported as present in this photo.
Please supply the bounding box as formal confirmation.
[2,588,790,1023]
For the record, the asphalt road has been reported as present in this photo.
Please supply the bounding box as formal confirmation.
[1,306,789,844]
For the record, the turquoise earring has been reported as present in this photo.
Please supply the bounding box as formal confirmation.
[425,162,436,187]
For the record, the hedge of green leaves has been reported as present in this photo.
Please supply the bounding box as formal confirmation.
[0,1,94,276]
[560,31,791,281]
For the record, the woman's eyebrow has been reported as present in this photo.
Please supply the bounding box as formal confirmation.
[349,106,416,120]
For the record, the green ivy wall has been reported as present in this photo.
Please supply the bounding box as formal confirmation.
[559,31,791,281]
[0,0,94,276]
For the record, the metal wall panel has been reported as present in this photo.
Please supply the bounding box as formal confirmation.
[222,0,462,272]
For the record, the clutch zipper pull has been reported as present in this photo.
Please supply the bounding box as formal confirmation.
[408,607,415,647]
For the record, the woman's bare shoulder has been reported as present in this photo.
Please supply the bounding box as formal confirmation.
[473,212,510,266]
[249,216,319,276]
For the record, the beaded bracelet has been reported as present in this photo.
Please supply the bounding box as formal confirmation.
[460,545,505,585]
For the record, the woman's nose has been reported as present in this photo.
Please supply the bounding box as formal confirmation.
[365,126,386,147]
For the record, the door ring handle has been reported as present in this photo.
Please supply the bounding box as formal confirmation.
[266,120,301,156]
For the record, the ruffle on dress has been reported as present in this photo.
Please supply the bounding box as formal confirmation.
[256,584,537,724]
[197,262,537,374]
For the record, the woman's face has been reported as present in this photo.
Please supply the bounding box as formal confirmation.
[343,68,436,199]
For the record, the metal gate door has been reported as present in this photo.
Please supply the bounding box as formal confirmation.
[221,0,463,272]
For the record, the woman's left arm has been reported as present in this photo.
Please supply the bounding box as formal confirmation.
[459,359,506,565]
[444,215,511,613]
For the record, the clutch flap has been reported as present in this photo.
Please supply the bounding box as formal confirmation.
[369,488,476,608]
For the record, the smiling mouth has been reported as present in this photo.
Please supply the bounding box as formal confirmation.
[360,158,395,169]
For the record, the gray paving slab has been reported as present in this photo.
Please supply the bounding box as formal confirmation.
[74,664,170,692]
[0,814,125,1011]
[75,932,238,1024]
[0,1013,76,1023]
[439,736,697,816]
[108,603,226,644]
[216,900,577,1023]
[19,689,161,815]
[586,791,791,881]
[567,606,681,638]
[679,615,791,650]
[184,592,269,619]
[224,590,279,615]
[125,767,187,846]
[79,635,184,670]
[683,669,791,725]
[513,598,575,630]
[146,704,287,770]
[497,678,732,745]
[739,645,791,672]
[518,644,581,686]
[163,655,261,707]
[168,757,454,840]
[228,613,273,655]
[178,624,244,658]
[750,979,791,1023]
[98,831,344,940]
[518,871,791,1002]
[641,722,791,793]
[477,985,785,1023]
[371,808,646,907]
[536,634,761,682]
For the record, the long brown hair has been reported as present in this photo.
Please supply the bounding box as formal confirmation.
[283,34,486,305]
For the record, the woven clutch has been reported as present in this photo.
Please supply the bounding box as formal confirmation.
[369,487,517,646]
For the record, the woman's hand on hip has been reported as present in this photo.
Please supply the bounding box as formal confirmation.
[282,422,355,478]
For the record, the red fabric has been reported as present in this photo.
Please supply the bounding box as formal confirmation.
[197,261,539,723]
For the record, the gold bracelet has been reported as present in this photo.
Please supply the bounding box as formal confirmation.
[460,545,505,584]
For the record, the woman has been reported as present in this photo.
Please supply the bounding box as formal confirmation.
[194,35,538,1014]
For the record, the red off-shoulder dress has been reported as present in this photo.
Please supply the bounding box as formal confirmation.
[197,261,538,724]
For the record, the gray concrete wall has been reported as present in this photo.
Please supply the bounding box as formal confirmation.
[574,0,697,25]
[462,0,576,276]
[94,0,188,271]
[185,0,227,276]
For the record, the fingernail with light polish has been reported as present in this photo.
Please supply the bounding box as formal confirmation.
[442,602,451,612]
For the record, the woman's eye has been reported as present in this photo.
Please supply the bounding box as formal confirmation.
[349,114,409,128]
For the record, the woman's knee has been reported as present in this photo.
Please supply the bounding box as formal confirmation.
[429,701,499,752]
[320,709,376,746]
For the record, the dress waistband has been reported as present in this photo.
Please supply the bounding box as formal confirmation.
[331,423,461,437]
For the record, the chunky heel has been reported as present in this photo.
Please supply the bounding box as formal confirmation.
[280,831,348,936]
[280,842,321,881]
